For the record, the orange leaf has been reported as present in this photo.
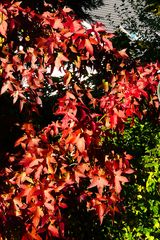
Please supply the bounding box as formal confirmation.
[55,53,69,70]
[0,13,8,37]
[70,45,77,53]
[64,71,72,86]
[48,224,59,238]
[102,36,113,50]
[1,83,8,94]
[118,49,128,58]
[76,137,85,153]
[12,91,19,104]
[85,39,93,55]
[29,227,42,240]
[74,56,81,68]
[14,135,27,147]
[97,204,106,225]
[32,206,43,228]
[20,100,26,112]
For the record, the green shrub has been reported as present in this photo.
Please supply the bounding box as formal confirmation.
[101,118,160,240]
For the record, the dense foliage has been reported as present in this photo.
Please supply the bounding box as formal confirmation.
[62,118,160,240]
[1,0,104,18]
[118,120,160,240]
[103,118,160,240]
[0,0,159,239]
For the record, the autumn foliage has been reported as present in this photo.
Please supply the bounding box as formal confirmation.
[0,0,159,239]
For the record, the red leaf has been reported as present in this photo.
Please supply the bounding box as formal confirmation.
[26,187,37,204]
[35,165,43,179]
[21,234,31,240]
[59,202,68,209]
[36,96,42,106]
[12,91,19,104]
[124,168,134,174]
[110,114,118,129]
[13,196,25,213]
[75,170,86,184]
[20,100,25,112]
[44,202,54,211]
[88,176,108,195]
[114,170,128,194]
[9,18,15,31]
[53,18,63,29]
[102,36,113,50]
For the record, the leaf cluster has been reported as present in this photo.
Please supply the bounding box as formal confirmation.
[0,1,159,239]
